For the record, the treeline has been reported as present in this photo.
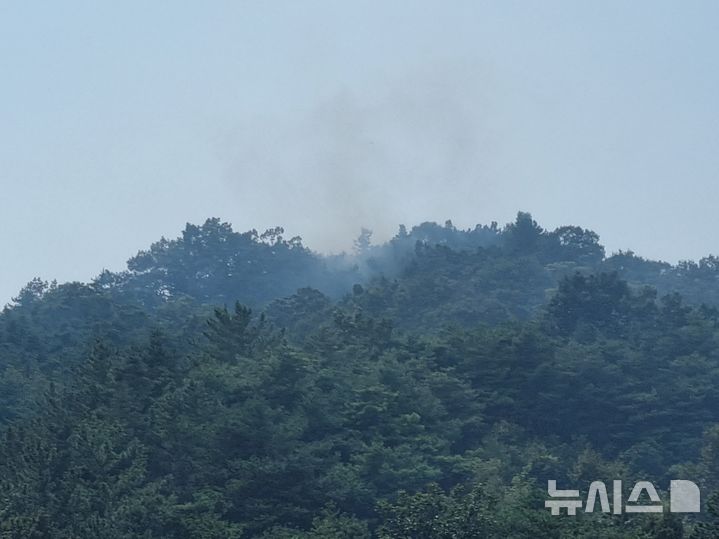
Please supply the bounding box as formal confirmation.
[1,214,719,536]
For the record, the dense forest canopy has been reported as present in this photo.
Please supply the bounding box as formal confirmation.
[3,213,719,537]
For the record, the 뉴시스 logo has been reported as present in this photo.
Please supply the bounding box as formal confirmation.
[545,480,701,515]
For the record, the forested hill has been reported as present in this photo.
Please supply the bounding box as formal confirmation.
[2,213,719,537]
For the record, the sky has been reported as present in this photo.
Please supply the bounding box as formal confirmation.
[2,1,719,304]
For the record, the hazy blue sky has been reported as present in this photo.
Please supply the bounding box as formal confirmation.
[2,1,719,304]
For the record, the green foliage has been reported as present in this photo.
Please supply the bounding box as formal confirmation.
[3,214,719,536]
[377,483,501,538]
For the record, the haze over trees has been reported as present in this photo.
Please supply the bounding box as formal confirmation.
[2,213,719,537]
